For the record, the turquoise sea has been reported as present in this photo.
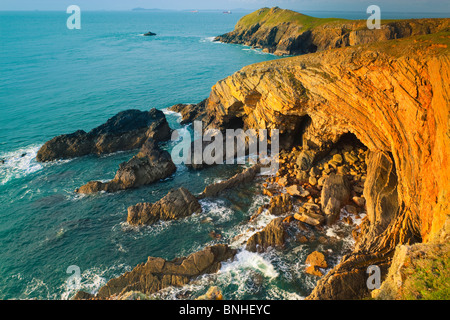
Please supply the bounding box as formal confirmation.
[0,10,448,300]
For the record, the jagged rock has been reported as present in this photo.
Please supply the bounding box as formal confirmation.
[76,139,176,193]
[37,108,171,162]
[127,187,201,225]
[93,244,236,299]
[267,193,292,216]
[198,164,262,199]
[246,217,287,253]
[169,99,207,124]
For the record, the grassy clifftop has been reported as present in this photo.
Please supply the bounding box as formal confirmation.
[235,7,346,30]
[216,7,450,56]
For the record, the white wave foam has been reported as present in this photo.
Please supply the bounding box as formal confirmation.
[60,263,131,300]
[199,36,216,43]
[220,249,279,280]
[0,145,43,185]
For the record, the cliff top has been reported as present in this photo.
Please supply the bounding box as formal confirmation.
[235,7,347,30]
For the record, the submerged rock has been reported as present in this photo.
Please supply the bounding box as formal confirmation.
[37,108,171,162]
[127,187,201,225]
[76,139,176,193]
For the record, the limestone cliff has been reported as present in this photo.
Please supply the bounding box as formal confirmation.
[215,7,450,56]
[203,32,450,299]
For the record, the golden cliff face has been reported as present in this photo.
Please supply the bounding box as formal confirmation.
[206,33,450,245]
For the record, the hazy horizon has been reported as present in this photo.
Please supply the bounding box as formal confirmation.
[1,0,449,13]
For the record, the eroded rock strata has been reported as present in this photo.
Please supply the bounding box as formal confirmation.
[215,7,450,56]
[36,108,171,162]
[127,187,201,225]
[200,32,449,299]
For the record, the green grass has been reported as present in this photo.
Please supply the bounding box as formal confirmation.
[236,7,348,30]
[400,244,450,300]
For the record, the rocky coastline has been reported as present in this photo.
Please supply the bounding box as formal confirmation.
[36,8,450,300]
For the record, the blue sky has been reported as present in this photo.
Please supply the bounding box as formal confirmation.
[0,0,449,12]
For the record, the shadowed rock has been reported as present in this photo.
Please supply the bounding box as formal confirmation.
[37,108,171,162]
[127,187,201,225]
[76,139,176,194]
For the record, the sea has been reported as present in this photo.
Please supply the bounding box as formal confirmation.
[0,10,448,300]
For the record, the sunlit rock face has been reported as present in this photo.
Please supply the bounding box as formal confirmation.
[203,33,450,299]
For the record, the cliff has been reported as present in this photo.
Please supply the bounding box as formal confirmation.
[215,7,450,56]
[203,32,450,299]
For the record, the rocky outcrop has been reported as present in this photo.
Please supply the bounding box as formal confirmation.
[37,108,171,162]
[246,217,288,253]
[198,164,262,199]
[169,99,207,125]
[91,244,236,299]
[201,32,449,299]
[215,7,450,56]
[75,139,176,194]
[127,187,202,225]
[320,173,351,225]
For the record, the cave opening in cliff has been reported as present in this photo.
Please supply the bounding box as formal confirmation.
[280,114,312,150]
[333,132,367,151]
[224,115,245,130]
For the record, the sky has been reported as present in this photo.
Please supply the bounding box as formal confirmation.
[0,0,449,12]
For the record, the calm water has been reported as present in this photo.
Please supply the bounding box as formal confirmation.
[2,9,438,300]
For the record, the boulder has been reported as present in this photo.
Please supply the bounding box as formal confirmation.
[37,108,171,162]
[285,184,309,197]
[305,251,328,276]
[296,150,316,171]
[196,286,223,300]
[76,139,176,193]
[320,173,351,225]
[127,187,202,225]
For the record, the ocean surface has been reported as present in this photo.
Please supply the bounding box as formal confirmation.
[0,10,447,300]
